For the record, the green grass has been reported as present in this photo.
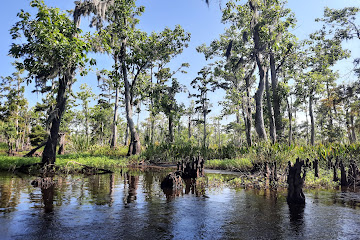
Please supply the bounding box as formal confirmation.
[0,156,39,171]
[205,158,252,171]
[0,154,131,173]
[304,168,339,189]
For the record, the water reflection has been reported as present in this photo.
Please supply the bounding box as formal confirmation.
[125,174,138,204]
[162,177,207,202]
[41,184,55,213]
[0,170,359,240]
[288,203,305,233]
[0,175,21,213]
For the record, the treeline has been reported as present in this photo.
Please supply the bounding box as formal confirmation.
[0,0,359,164]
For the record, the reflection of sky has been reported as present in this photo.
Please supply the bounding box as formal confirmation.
[170,187,233,239]
[0,172,360,239]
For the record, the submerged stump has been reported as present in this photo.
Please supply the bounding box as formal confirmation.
[161,156,205,191]
[287,158,306,205]
[161,171,183,189]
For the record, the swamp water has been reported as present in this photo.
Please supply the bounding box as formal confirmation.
[0,169,359,240]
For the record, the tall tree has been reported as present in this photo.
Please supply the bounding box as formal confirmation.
[10,0,94,164]
[191,67,215,153]
[316,7,360,78]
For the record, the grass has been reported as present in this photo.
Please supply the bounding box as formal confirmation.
[304,168,339,189]
[205,158,252,171]
[0,156,39,171]
[0,154,132,173]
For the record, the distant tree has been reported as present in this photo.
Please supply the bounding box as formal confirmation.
[76,83,96,140]
[0,67,28,151]
[191,67,215,152]
[29,125,48,146]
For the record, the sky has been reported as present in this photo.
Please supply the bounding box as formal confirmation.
[0,0,359,125]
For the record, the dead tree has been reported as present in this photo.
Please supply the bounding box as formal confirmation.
[287,158,306,204]
[348,160,360,186]
[264,162,278,188]
[161,156,205,189]
[339,160,348,186]
[160,171,183,189]
[333,158,339,182]
[313,159,319,178]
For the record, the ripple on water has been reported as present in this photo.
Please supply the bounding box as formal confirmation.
[0,171,359,240]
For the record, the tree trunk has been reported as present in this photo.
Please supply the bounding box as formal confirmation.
[309,94,315,146]
[188,115,192,139]
[265,70,276,144]
[150,116,154,144]
[287,97,293,146]
[121,41,141,156]
[270,51,282,140]
[42,73,70,165]
[251,3,267,141]
[124,122,129,146]
[346,109,353,143]
[244,74,253,147]
[24,141,47,157]
[254,61,267,141]
[350,113,357,143]
[111,85,119,148]
[168,115,174,143]
[85,105,89,141]
[58,132,66,155]
[203,110,207,150]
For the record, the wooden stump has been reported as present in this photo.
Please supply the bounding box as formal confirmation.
[333,158,339,182]
[264,162,278,188]
[313,159,319,178]
[339,160,348,187]
[161,171,183,189]
[162,156,204,190]
[348,160,360,186]
[287,158,306,205]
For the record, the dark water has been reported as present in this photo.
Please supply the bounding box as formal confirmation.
[0,169,360,240]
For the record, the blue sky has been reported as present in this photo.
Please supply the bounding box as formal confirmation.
[0,0,359,124]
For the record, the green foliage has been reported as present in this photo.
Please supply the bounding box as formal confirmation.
[29,125,47,146]
[304,168,339,189]
[9,0,92,87]
[206,158,252,171]
[70,134,91,152]
[87,145,129,158]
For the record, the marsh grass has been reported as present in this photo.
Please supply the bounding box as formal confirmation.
[206,158,252,171]
[0,154,130,173]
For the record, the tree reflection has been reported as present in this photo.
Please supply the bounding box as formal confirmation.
[288,203,305,233]
[162,177,206,201]
[0,176,21,213]
[124,173,139,204]
[41,184,55,213]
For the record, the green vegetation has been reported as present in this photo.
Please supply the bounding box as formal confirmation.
[206,158,252,171]
[0,0,359,190]
[0,154,129,173]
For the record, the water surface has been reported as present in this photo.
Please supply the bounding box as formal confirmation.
[0,169,359,240]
